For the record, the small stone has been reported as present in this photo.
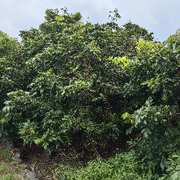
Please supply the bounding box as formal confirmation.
[20,169,38,180]
[14,152,21,158]
[12,156,22,163]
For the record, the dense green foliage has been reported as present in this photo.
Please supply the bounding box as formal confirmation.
[0,31,20,110]
[1,8,180,179]
[0,8,154,147]
[59,151,142,179]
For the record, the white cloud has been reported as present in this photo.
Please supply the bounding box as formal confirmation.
[1,0,180,41]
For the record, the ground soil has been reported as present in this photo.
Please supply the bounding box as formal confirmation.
[0,137,128,180]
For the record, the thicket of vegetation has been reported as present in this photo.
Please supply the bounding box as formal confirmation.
[1,8,180,179]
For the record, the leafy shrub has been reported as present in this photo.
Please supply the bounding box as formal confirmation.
[60,151,144,180]
[159,152,180,179]
[119,31,180,178]
[122,97,180,179]
[0,31,20,110]
[0,8,154,151]
[2,7,180,179]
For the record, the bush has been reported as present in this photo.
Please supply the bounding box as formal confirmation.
[0,8,153,151]
[60,151,144,180]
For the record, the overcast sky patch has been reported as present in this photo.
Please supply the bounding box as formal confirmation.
[1,0,180,42]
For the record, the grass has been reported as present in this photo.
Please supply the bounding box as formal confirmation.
[0,138,83,180]
[0,138,132,179]
[0,138,30,180]
[0,148,25,180]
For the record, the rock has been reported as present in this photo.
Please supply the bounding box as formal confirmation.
[12,151,22,163]
[12,156,22,163]
[20,169,38,180]
[14,151,21,158]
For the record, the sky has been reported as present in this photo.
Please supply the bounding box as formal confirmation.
[1,0,180,42]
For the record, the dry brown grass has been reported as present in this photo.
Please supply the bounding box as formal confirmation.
[0,160,25,180]
[0,145,25,180]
